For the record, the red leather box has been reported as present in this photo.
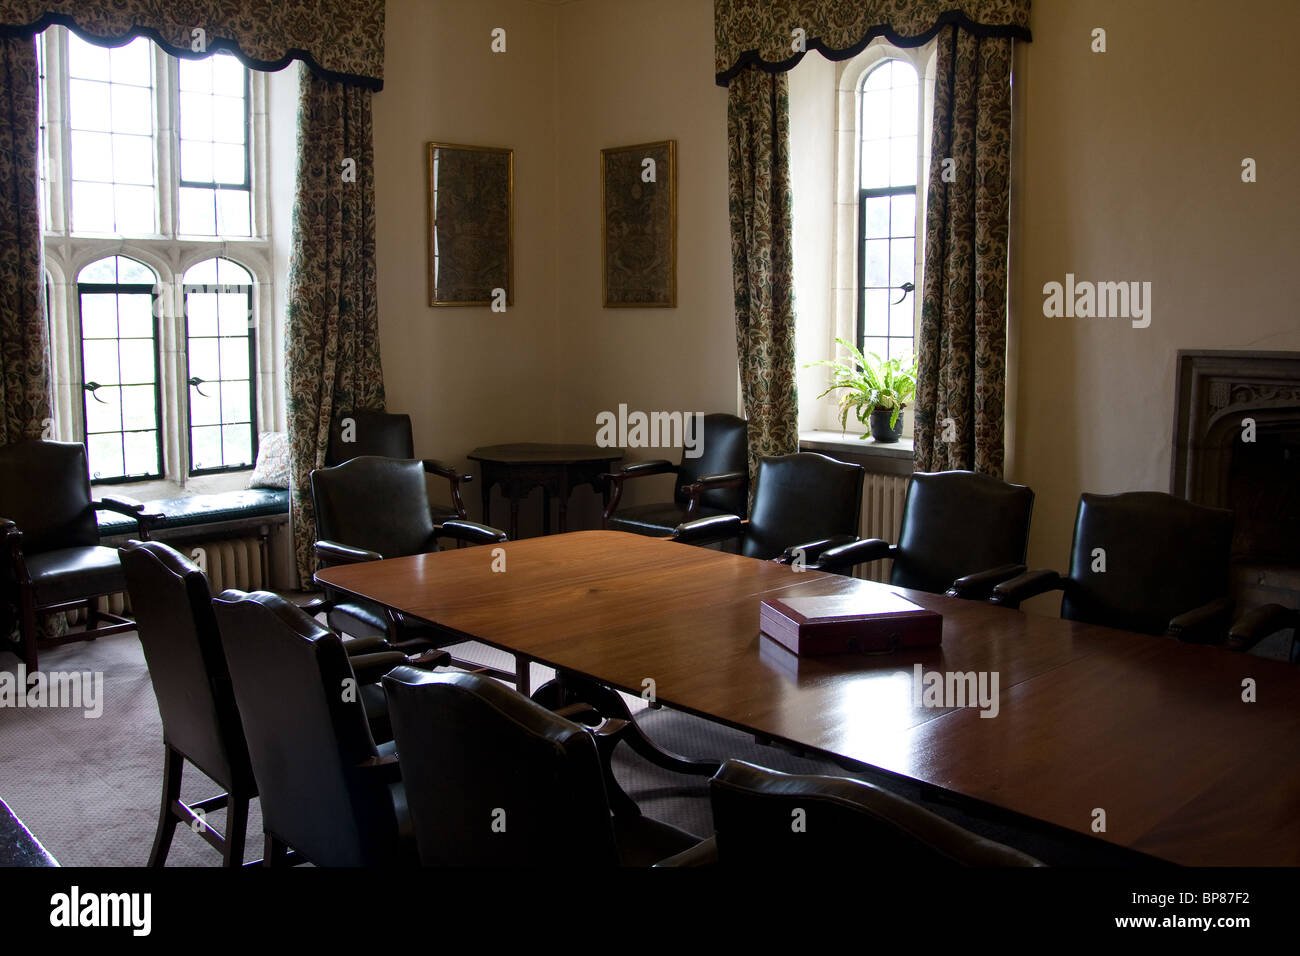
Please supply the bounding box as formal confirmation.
[759,593,942,657]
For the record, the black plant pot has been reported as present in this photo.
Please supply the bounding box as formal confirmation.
[869,409,904,443]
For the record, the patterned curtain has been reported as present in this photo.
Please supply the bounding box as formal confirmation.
[728,66,799,482]
[914,27,1014,476]
[0,35,50,446]
[714,0,1030,85]
[0,0,385,89]
[285,66,385,587]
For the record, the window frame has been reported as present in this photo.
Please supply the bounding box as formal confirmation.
[75,270,165,483]
[37,24,280,489]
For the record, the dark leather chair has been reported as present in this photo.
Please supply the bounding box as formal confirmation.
[121,541,417,866]
[811,470,1035,594]
[211,589,412,867]
[661,759,1041,867]
[326,408,470,524]
[602,413,749,535]
[310,456,515,681]
[382,667,700,866]
[0,440,161,671]
[991,491,1236,642]
[671,452,865,573]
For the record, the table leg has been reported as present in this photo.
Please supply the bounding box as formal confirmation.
[508,485,520,542]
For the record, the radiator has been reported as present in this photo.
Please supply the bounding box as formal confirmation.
[856,473,909,582]
[66,535,267,625]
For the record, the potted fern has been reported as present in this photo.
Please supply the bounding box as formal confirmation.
[808,338,917,443]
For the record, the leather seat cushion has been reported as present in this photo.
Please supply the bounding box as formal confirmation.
[96,489,290,537]
[609,503,730,537]
[26,546,126,606]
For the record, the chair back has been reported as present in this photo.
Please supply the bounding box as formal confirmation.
[1063,491,1234,635]
[710,759,1042,866]
[311,456,437,559]
[119,541,253,791]
[674,414,749,516]
[743,453,864,560]
[326,409,414,466]
[382,668,619,866]
[0,440,98,552]
[891,471,1035,593]
[212,589,400,866]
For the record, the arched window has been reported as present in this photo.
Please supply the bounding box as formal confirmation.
[857,59,920,364]
[183,258,256,473]
[76,255,162,481]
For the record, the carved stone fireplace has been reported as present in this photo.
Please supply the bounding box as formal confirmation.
[1172,350,1300,616]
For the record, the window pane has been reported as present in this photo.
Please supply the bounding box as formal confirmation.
[221,424,253,466]
[861,90,890,138]
[861,337,889,363]
[80,294,117,338]
[67,34,110,80]
[891,194,916,237]
[118,339,155,384]
[890,84,918,136]
[109,40,152,87]
[123,431,159,477]
[211,55,245,97]
[83,385,121,434]
[112,134,153,185]
[212,96,245,144]
[179,186,217,234]
[862,290,889,337]
[179,91,214,141]
[110,85,152,136]
[860,142,890,190]
[82,339,119,384]
[216,189,251,237]
[87,433,124,481]
[70,131,112,181]
[117,293,154,338]
[191,425,222,471]
[214,259,252,284]
[69,79,111,131]
[114,184,156,234]
[890,237,914,287]
[863,239,889,287]
[72,181,114,232]
[184,259,220,285]
[120,384,156,429]
[178,57,212,94]
[863,196,890,239]
[221,380,251,423]
[212,143,245,184]
[77,257,118,284]
[890,295,914,338]
[890,136,917,187]
[217,291,249,335]
[189,379,220,426]
[186,291,218,336]
[219,336,250,380]
[181,139,213,182]
[187,339,220,382]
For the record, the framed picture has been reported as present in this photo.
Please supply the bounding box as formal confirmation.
[601,140,676,308]
[427,142,513,307]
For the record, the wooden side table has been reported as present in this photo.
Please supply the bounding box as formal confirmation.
[468,443,624,540]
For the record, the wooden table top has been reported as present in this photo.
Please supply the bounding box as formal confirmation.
[467,443,624,464]
[317,530,1300,865]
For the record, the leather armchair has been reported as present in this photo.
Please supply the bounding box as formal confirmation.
[0,439,162,670]
[666,759,1042,867]
[326,408,471,524]
[670,452,865,575]
[812,470,1034,595]
[310,456,515,682]
[991,491,1236,642]
[603,413,748,535]
[382,667,701,866]
[211,589,413,867]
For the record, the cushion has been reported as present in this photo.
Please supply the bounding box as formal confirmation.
[26,546,126,607]
[248,432,291,489]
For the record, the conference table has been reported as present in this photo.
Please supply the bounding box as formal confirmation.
[316,530,1300,866]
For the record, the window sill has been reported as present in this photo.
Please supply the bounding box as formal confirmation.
[92,469,254,499]
[799,429,914,475]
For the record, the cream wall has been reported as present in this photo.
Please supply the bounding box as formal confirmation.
[1011,0,1300,605]
[373,0,1300,565]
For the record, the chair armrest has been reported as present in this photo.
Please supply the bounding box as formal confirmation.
[353,754,403,786]
[435,519,508,546]
[805,537,893,573]
[1226,604,1299,652]
[1166,596,1235,644]
[422,459,471,519]
[348,651,410,685]
[314,540,383,566]
[946,564,1028,601]
[0,519,28,581]
[679,471,747,518]
[989,569,1064,610]
[653,835,718,867]
[671,513,744,546]
[600,460,676,526]
[95,495,164,538]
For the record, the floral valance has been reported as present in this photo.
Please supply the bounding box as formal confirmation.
[715,0,1031,85]
[0,0,385,89]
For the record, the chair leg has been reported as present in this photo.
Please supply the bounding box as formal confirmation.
[84,597,99,635]
[148,745,183,867]
[18,590,39,674]
[263,834,290,867]
[223,794,250,868]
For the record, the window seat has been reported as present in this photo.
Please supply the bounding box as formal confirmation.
[96,488,290,540]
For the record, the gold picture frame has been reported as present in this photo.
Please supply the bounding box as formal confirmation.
[601,140,677,308]
[427,142,514,307]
